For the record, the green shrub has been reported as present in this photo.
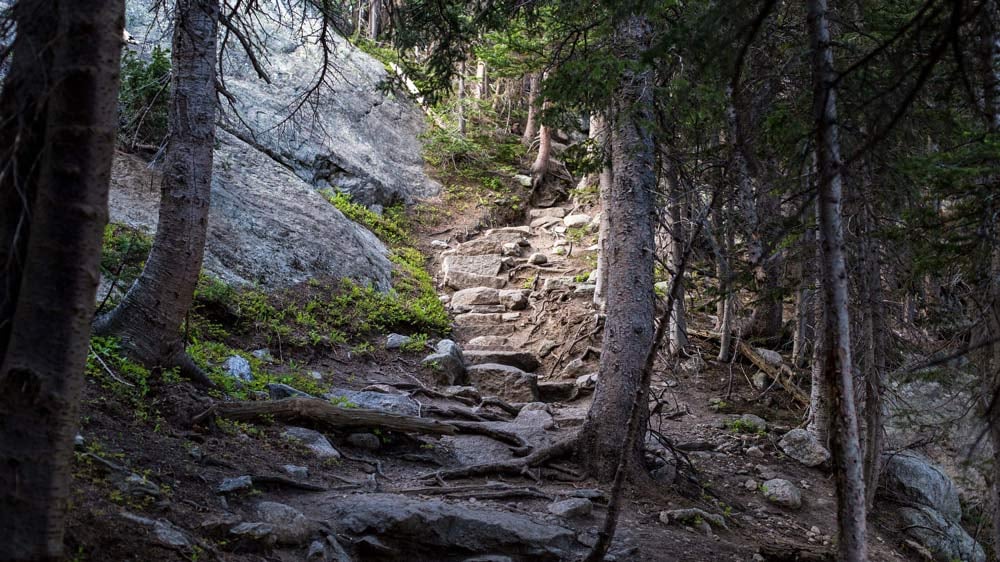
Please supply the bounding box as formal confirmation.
[119,46,171,149]
[100,223,153,292]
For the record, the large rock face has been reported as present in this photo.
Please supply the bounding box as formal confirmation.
[125,0,440,207]
[110,132,392,290]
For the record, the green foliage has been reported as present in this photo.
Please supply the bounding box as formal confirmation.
[100,223,153,290]
[119,46,171,149]
[401,332,430,352]
[86,336,162,422]
[320,189,411,245]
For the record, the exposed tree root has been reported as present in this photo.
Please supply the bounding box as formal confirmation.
[398,482,552,500]
[192,397,458,435]
[444,420,532,455]
[421,435,578,482]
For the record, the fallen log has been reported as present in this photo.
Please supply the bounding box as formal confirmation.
[194,397,458,436]
[688,329,810,407]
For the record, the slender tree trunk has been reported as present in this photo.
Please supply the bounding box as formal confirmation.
[521,73,539,146]
[664,164,687,355]
[0,0,124,558]
[860,209,886,510]
[793,215,817,367]
[457,61,467,136]
[578,13,656,482]
[530,99,552,193]
[589,114,612,310]
[712,204,736,362]
[977,0,1000,543]
[369,0,380,39]
[475,60,488,100]
[94,0,219,387]
[808,0,868,558]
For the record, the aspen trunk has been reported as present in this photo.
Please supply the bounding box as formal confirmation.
[521,73,540,146]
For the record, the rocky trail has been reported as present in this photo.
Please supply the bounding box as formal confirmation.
[68,195,985,562]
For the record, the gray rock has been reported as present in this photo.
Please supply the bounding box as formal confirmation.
[223,355,253,382]
[218,475,254,494]
[229,522,278,546]
[561,358,589,378]
[679,355,706,376]
[651,464,676,484]
[282,465,309,479]
[537,381,578,403]
[451,287,501,307]
[898,505,985,562]
[738,413,768,432]
[251,348,272,361]
[563,214,591,228]
[755,348,784,365]
[514,174,533,187]
[528,253,548,265]
[501,242,521,257]
[463,350,540,372]
[779,428,830,467]
[347,433,382,451]
[761,479,801,509]
[575,373,598,391]
[255,501,316,545]
[422,339,466,385]
[283,427,341,459]
[267,383,313,400]
[498,289,529,311]
[573,284,596,297]
[659,508,727,530]
[529,207,567,219]
[466,335,513,350]
[120,512,193,549]
[752,371,770,390]
[431,239,450,249]
[547,498,592,518]
[309,493,576,559]
[531,216,563,228]
[325,389,421,417]
[880,451,962,523]
[466,363,540,403]
[110,131,393,291]
[385,333,412,350]
[514,404,555,430]
[442,255,505,290]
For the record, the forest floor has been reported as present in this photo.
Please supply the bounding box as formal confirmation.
[65,160,924,562]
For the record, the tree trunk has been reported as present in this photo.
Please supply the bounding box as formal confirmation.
[578,13,656,482]
[521,73,539,146]
[530,98,551,193]
[792,226,816,368]
[0,0,57,360]
[808,0,868,558]
[592,114,612,310]
[977,0,1000,543]
[457,61,467,136]
[859,209,886,510]
[0,0,124,558]
[94,0,219,387]
[369,0,380,39]
[475,60,488,100]
[711,203,735,362]
[664,164,687,355]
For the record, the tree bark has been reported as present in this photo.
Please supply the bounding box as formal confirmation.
[475,59,488,100]
[0,0,124,558]
[457,61,467,136]
[792,226,816,368]
[369,0,380,39]
[521,73,540,146]
[663,163,688,355]
[0,0,57,360]
[807,0,868,558]
[578,13,656,482]
[530,95,551,193]
[94,0,219,387]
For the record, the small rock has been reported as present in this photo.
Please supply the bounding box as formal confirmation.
[120,512,192,549]
[755,348,784,365]
[347,433,382,451]
[755,464,778,480]
[761,479,801,509]
[571,489,605,500]
[563,214,591,228]
[744,479,758,491]
[465,363,540,402]
[452,287,501,307]
[651,464,677,484]
[229,522,278,546]
[679,355,706,376]
[498,289,528,311]
[252,348,272,361]
[283,427,341,459]
[74,434,85,448]
[223,355,253,382]
[501,242,521,257]
[575,373,598,391]
[514,174,532,187]
[747,446,764,458]
[431,239,450,249]
[308,370,323,380]
[528,253,548,265]
[779,428,830,467]
[562,357,589,378]
[548,498,593,518]
[385,333,413,349]
[326,389,421,416]
[282,465,309,479]
[752,371,770,390]
[218,475,253,494]
[267,383,313,400]
[659,508,728,530]
[529,207,566,219]
[739,413,768,432]
[255,501,315,545]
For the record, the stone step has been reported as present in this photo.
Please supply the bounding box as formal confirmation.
[465,335,515,350]
[454,324,520,338]
[464,350,540,372]
[538,381,578,403]
[465,363,539,403]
